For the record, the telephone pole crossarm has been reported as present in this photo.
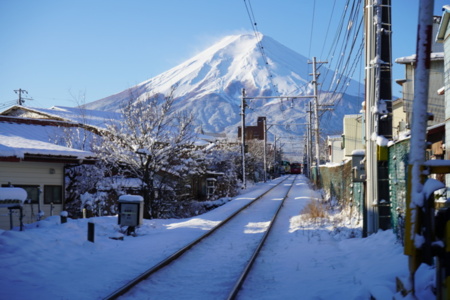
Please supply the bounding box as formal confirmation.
[14,89,31,106]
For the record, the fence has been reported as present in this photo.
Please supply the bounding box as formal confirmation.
[319,160,364,218]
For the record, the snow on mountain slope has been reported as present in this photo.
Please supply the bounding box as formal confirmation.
[83,33,363,151]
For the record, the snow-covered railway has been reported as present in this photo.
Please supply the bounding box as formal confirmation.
[104,176,297,300]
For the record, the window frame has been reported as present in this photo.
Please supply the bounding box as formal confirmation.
[44,185,63,205]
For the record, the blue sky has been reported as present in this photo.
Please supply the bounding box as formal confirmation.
[0,0,447,109]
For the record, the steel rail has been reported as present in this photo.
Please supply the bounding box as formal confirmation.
[226,175,297,300]
[103,176,291,300]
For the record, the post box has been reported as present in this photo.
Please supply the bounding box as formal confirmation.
[118,195,144,228]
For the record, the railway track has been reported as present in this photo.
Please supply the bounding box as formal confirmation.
[104,175,297,300]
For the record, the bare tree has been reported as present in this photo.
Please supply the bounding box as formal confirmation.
[93,89,196,218]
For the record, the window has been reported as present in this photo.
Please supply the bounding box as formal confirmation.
[1,184,39,204]
[44,185,62,204]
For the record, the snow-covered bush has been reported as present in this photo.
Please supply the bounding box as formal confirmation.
[64,163,119,218]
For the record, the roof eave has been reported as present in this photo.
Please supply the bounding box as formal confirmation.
[437,5,450,42]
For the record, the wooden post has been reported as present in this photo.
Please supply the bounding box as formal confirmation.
[88,222,95,243]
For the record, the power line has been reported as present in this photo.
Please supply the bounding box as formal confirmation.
[308,0,316,59]
[0,100,17,109]
[320,0,338,59]
[243,0,279,96]
[315,0,364,114]
[321,0,363,93]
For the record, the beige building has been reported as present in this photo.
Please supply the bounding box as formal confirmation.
[342,114,364,158]
[0,116,95,230]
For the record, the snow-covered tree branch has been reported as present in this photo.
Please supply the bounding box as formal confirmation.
[93,89,197,218]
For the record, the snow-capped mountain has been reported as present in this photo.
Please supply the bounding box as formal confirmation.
[83,33,363,151]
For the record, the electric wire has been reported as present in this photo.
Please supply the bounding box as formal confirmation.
[0,100,18,108]
[242,0,365,141]
[243,0,279,97]
[322,0,363,93]
[318,0,364,110]
[319,0,338,59]
[308,0,316,60]
[310,0,364,131]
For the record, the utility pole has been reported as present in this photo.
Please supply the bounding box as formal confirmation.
[308,101,313,179]
[263,117,267,182]
[14,89,30,105]
[308,57,328,185]
[364,0,392,235]
[241,89,247,189]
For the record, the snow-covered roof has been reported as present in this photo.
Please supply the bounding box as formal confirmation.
[351,149,365,156]
[395,52,444,64]
[0,105,122,131]
[327,135,342,140]
[0,118,95,160]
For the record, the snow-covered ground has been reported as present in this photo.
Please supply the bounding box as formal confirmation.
[0,175,435,299]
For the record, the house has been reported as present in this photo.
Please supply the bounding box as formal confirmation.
[394,16,444,139]
[237,116,266,141]
[391,98,408,139]
[326,114,363,165]
[342,114,364,158]
[0,105,122,133]
[327,135,343,164]
[0,115,96,230]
